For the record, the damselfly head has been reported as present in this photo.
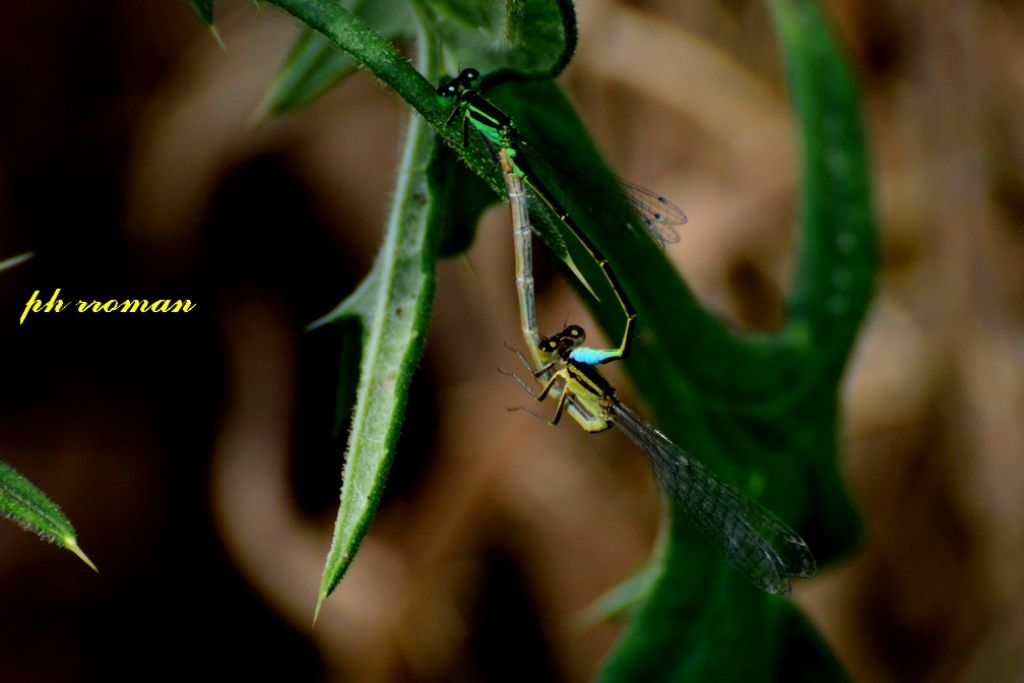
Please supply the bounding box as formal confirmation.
[436,79,459,102]
[538,324,587,359]
[437,68,481,104]
[539,337,560,355]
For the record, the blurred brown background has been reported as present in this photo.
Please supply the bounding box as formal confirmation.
[1,1,1022,681]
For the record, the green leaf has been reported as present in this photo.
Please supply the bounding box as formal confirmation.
[0,256,95,567]
[262,0,546,205]
[188,0,225,49]
[263,1,444,126]
[420,0,576,80]
[594,0,873,679]
[309,110,441,621]
[281,1,570,615]
[0,460,97,571]
[430,143,496,257]
[264,29,359,115]
[190,0,214,25]
[263,0,412,116]
[264,0,586,268]
[579,562,662,627]
[775,0,877,369]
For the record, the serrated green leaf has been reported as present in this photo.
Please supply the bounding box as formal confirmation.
[0,460,97,571]
[312,111,441,621]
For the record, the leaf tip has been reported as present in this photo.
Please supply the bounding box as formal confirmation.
[305,313,333,333]
[246,93,273,130]
[0,251,34,272]
[312,591,327,626]
[65,537,98,572]
[209,25,226,52]
[306,303,352,332]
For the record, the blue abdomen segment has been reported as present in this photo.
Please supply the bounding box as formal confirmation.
[570,347,618,366]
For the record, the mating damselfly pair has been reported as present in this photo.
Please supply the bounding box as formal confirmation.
[439,68,816,595]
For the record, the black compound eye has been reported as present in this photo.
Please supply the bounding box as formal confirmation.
[437,83,457,99]
[459,68,481,91]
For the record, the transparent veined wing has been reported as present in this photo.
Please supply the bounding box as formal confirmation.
[608,400,815,594]
[617,178,686,248]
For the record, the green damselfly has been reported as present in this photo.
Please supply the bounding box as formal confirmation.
[438,67,686,366]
